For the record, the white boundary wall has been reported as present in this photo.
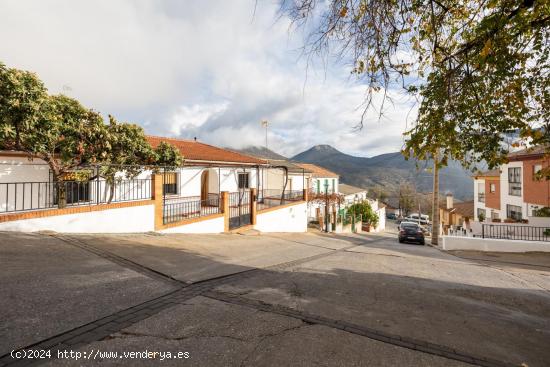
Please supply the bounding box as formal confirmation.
[255,202,307,233]
[0,204,155,233]
[159,215,225,234]
[442,235,550,253]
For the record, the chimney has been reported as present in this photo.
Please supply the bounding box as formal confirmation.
[446,193,453,209]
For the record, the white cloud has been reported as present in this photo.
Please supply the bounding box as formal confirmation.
[0,0,417,158]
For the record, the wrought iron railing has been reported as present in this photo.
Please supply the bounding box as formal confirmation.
[481,224,550,242]
[257,189,304,210]
[163,196,220,224]
[0,178,152,214]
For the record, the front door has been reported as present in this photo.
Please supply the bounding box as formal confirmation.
[201,170,209,201]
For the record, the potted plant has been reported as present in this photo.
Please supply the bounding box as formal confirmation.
[492,218,501,223]
[478,212,485,222]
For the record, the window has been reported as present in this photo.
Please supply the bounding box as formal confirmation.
[316,179,320,194]
[506,204,522,221]
[238,173,249,189]
[508,167,521,196]
[332,179,335,193]
[491,211,499,220]
[163,172,178,195]
[477,182,485,202]
[489,183,496,193]
[533,164,542,180]
[324,179,328,192]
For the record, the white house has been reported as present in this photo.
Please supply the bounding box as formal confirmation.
[0,136,310,233]
[293,163,339,221]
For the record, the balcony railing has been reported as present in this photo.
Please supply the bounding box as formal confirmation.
[0,178,152,214]
[477,192,485,203]
[508,183,522,196]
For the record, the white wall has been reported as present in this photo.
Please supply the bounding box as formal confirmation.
[442,235,550,253]
[159,215,224,234]
[0,156,50,182]
[255,202,307,233]
[500,161,524,219]
[0,204,155,233]
[473,178,486,221]
[174,166,260,198]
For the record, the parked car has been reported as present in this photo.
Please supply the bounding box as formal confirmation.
[398,221,425,245]
[404,213,430,225]
[386,213,397,220]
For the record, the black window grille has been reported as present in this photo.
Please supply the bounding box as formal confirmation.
[238,173,249,189]
[508,167,521,196]
[163,172,178,195]
[506,204,522,221]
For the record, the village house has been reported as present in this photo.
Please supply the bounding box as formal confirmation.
[473,146,549,222]
[0,136,309,234]
[439,193,474,233]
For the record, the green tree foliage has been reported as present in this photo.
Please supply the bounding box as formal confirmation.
[283,0,549,169]
[348,200,379,227]
[0,62,47,149]
[0,62,184,206]
[153,141,184,170]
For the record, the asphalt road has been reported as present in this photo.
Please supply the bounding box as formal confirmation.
[1,230,549,366]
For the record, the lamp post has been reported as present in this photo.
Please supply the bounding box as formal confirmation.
[324,182,329,233]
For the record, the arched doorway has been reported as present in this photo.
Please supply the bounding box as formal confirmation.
[200,170,209,201]
[201,168,219,201]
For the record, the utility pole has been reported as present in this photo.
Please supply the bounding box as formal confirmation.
[431,151,440,246]
[324,181,330,233]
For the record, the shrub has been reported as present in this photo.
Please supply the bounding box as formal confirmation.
[533,207,550,217]
[347,201,379,228]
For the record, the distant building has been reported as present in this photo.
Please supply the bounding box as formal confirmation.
[473,146,549,222]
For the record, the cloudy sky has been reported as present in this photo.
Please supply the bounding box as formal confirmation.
[0,0,417,157]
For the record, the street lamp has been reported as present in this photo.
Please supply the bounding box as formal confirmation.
[324,182,330,233]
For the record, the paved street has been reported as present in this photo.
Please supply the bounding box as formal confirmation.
[1,230,549,366]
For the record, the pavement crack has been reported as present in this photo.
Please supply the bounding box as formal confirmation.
[112,330,249,343]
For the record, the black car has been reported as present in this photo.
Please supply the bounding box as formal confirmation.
[386,213,397,220]
[398,222,425,245]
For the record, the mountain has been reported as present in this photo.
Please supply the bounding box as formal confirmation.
[232,146,288,160]
[292,145,474,200]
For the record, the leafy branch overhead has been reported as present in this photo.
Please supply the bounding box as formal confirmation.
[282,0,549,170]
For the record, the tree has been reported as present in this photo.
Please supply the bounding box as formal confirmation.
[1,64,110,208]
[282,0,548,244]
[99,115,156,203]
[0,62,47,150]
[348,200,379,228]
[153,141,184,170]
[1,63,184,207]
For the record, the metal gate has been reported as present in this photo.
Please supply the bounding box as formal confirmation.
[229,190,251,230]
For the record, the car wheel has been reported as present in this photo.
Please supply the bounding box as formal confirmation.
[398,239,404,243]
[420,240,425,246]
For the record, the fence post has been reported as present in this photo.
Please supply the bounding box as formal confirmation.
[482,224,485,239]
[303,188,308,202]
[250,188,257,226]
[221,191,229,232]
[152,174,164,230]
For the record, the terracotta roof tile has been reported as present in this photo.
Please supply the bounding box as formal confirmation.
[294,163,339,178]
[146,136,266,165]
[473,169,501,178]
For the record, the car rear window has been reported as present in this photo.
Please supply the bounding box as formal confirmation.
[401,223,419,229]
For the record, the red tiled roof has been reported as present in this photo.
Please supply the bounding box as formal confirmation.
[473,169,501,178]
[146,136,267,165]
[294,163,339,178]
[507,145,547,161]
